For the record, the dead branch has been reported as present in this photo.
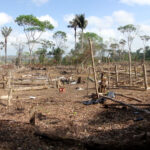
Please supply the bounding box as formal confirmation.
[115,93,142,102]
[102,96,150,114]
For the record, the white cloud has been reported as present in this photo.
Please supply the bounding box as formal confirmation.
[64,14,75,23]
[85,10,134,41]
[112,10,135,24]
[87,10,134,33]
[66,32,75,51]
[0,31,26,56]
[87,16,113,29]
[140,24,150,35]
[38,15,58,28]
[32,0,49,5]
[120,0,150,5]
[100,29,117,40]
[0,12,13,26]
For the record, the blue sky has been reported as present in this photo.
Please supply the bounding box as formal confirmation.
[1,0,150,55]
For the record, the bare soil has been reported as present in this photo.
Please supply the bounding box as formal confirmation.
[0,66,150,150]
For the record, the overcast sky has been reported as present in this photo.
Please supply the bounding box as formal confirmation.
[0,0,150,55]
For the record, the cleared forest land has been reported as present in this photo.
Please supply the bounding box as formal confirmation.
[0,64,150,150]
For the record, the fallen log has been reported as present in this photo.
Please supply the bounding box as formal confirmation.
[102,96,150,114]
[108,104,150,107]
[13,86,48,92]
[0,95,10,100]
[13,81,47,86]
[88,77,94,82]
[115,93,142,102]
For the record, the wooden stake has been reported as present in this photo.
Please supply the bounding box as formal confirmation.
[134,65,137,79]
[89,39,99,98]
[86,67,90,96]
[8,88,12,106]
[143,64,148,90]
[115,65,118,87]
[108,57,110,89]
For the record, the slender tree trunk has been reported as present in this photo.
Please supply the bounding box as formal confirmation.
[5,38,7,64]
[29,49,32,64]
[74,28,77,50]
[143,47,145,64]
[81,29,84,52]
[128,49,132,85]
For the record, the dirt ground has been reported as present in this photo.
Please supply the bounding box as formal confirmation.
[0,66,150,150]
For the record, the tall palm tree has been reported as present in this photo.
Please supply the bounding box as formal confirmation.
[1,26,12,64]
[76,14,88,52]
[68,16,78,50]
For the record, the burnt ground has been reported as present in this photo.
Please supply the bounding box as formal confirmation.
[0,67,150,150]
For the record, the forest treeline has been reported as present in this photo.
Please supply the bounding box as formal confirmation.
[0,14,150,66]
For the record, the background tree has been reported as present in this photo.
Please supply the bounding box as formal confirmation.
[15,15,54,64]
[53,31,67,49]
[69,32,103,65]
[145,46,150,60]
[12,40,25,66]
[22,52,30,64]
[40,39,54,51]
[133,48,143,61]
[36,39,54,64]
[140,35,150,63]
[110,43,119,62]
[35,49,47,64]
[0,42,4,62]
[1,26,12,64]
[68,16,78,50]
[118,24,138,85]
[0,41,4,50]
[76,14,88,52]
[48,47,64,65]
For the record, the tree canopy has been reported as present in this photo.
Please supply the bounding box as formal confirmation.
[15,15,54,32]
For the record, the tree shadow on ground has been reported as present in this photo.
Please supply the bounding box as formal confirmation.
[88,106,150,126]
[0,120,46,150]
[0,120,85,150]
[0,106,150,150]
